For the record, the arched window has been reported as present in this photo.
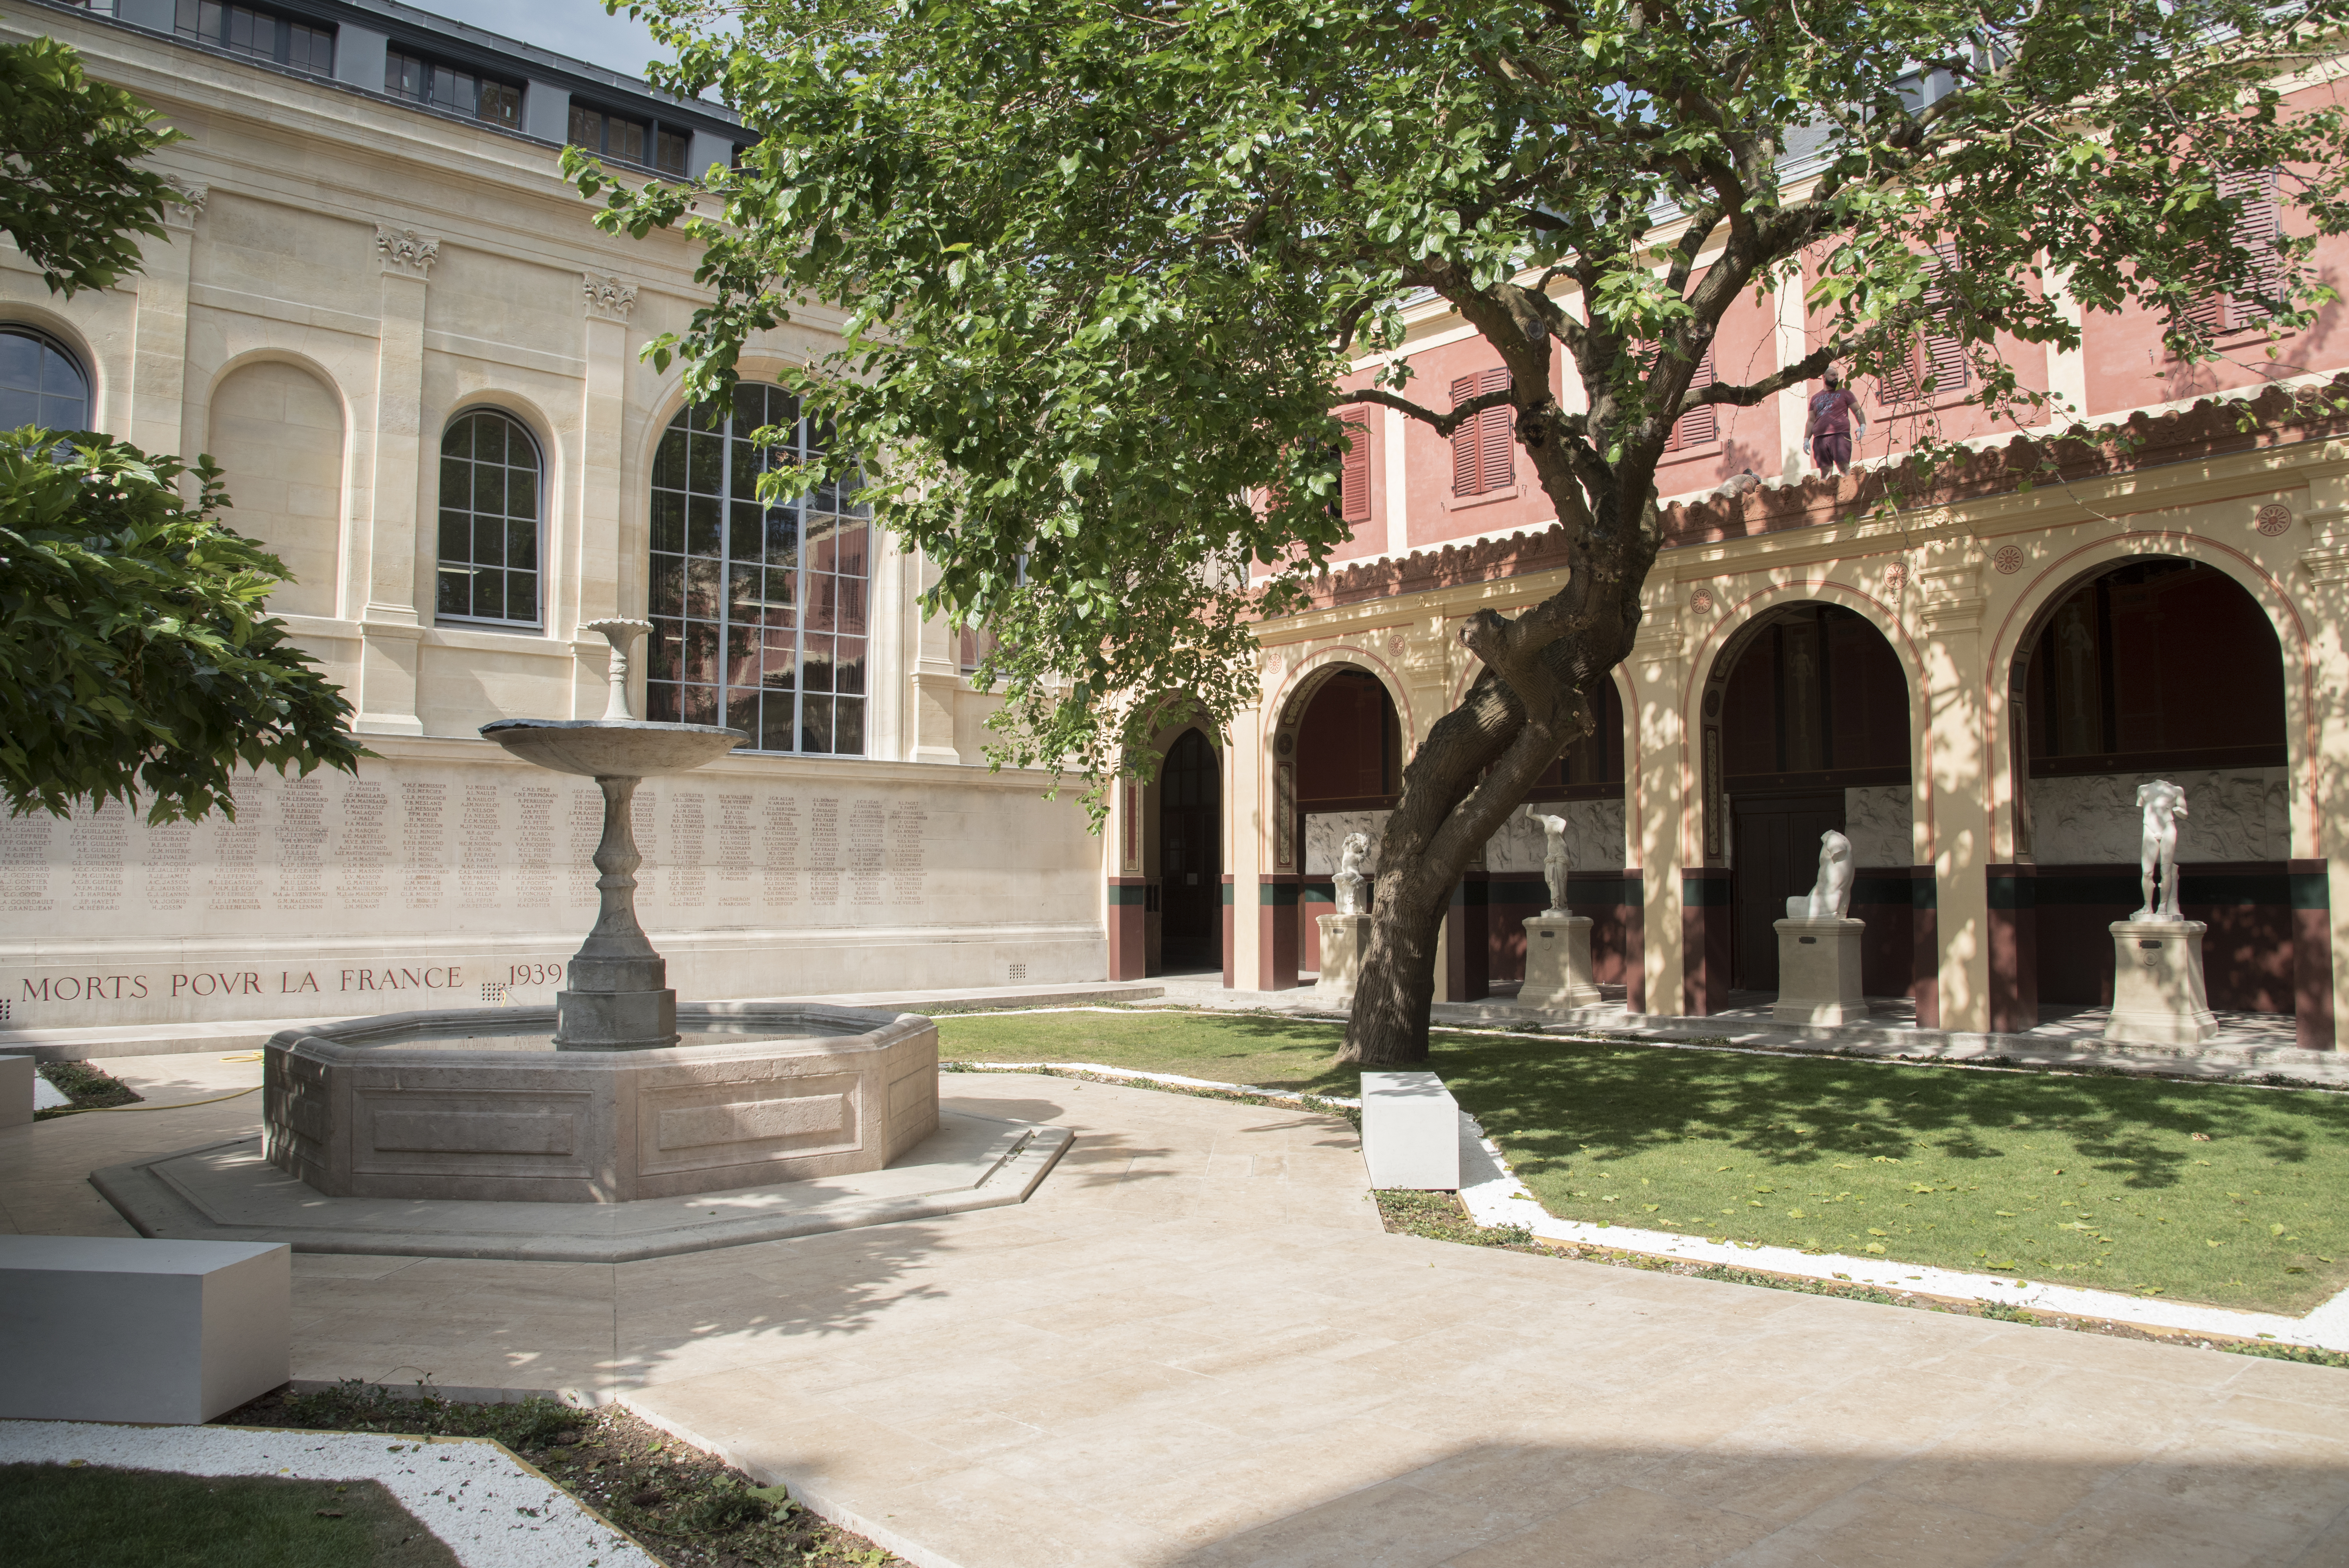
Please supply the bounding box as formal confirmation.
[436,409,542,627]
[647,383,869,755]
[0,326,91,432]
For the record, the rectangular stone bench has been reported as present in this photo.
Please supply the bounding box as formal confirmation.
[1360,1070,1462,1190]
[0,1236,290,1423]
[0,1054,30,1129]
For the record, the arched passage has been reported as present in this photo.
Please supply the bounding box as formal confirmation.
[1481,675,1637,999]
[1154,726,1224,971]
[2008,555,2296,1017]
[1259,666,1400,991]
[1707,602,1914,995]
[1278,666,1402,983]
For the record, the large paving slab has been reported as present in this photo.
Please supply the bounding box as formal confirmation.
[7,1051,2347,1566]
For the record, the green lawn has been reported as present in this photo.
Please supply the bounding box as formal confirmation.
[0,1464,454,1568]
[938,1009,2349,1314]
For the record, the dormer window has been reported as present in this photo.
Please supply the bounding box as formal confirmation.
[175,0,334,74]
[386,50,523,129]
[570,102,693,177]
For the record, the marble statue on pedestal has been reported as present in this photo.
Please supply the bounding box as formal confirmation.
[1784,829,1855,920]
[1532,812,1570,915]
[2104,779,2216,1047]
[2132,779,2188,922]
[1334,832,1370,916]
[1316,832,1375,1007]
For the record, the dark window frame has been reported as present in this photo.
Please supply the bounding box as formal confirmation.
[385,47,523,131]
[646,385,873,757]
[0,325,94,434]
[435,408,546,632]
[174,0,334,75]
[570,100,694,178]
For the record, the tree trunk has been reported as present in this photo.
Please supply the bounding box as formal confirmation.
[1333,489,1653,1065]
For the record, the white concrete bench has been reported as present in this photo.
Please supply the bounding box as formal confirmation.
[1360,1071,1462,1190]
[0,1236,290,1423]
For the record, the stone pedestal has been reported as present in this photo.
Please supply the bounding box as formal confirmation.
[1773,917,1867,1026]
[2102,920,2220,1046]
[1519,914,1601,1012]
[1313,913,1372,1006]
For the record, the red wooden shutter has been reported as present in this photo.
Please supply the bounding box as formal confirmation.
[1921,243,1967,397]
[1450,375,1482,495]
[2221,167,2283,329]
[1670,345,1717,449]
[1338,409,1370,523]
[1478,368,1513,489]
[1450,369,1515,496]
[1880,246,1967,402]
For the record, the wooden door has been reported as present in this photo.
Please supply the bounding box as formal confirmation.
[1731,791,1846,991]
[1159,730,1222,969]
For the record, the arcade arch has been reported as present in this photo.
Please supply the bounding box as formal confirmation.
[2007,554,2295,1014]
[1702,601,1916,994]
[1153,726,1224,971]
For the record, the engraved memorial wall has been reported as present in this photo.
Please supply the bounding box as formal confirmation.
[0,742,1102,1032]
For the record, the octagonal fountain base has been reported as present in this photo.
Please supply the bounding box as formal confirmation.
[90,1001,1071,1263]
[262,1002,940,1204]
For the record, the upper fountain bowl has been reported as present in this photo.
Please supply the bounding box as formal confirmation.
[480,718,748,780]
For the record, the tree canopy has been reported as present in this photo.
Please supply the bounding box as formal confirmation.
[0,35,181,296]
[0,435,365,823]
[0,40,361,825]
[576,0,2349,1056]
[584,0,2344,769]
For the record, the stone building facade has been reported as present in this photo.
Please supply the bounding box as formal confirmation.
[1104,81,2349,1051]
[0,0,1103,1037]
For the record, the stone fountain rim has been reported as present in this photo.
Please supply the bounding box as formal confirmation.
[480,717,750,738]
[266,1000,926,1066]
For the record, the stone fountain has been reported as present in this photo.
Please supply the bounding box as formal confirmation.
[256,621,942,1204]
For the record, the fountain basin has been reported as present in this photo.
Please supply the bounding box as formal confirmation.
[478,717,745,779]
[264,1002,939,1203]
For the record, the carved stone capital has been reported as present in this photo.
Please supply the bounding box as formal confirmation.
[163,178,208,229]
[374,224,440,279]
[2298,507,2349,582]
[583,273,639,321]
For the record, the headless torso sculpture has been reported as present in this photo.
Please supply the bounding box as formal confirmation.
[1532,813,1570,914]
[1787,829,1855,919]
[2132,779,2188,922]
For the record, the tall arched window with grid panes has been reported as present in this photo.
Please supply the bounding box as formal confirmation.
[647,384,870,754]
[436,409,542,628]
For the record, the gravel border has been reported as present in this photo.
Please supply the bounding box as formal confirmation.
[0,1421,659,1568]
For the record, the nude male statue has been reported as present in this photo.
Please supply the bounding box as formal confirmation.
[1531,812,1570,914]
[2132,779,2189,922]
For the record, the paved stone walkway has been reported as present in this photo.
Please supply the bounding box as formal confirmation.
[8,1051,2349,1566]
